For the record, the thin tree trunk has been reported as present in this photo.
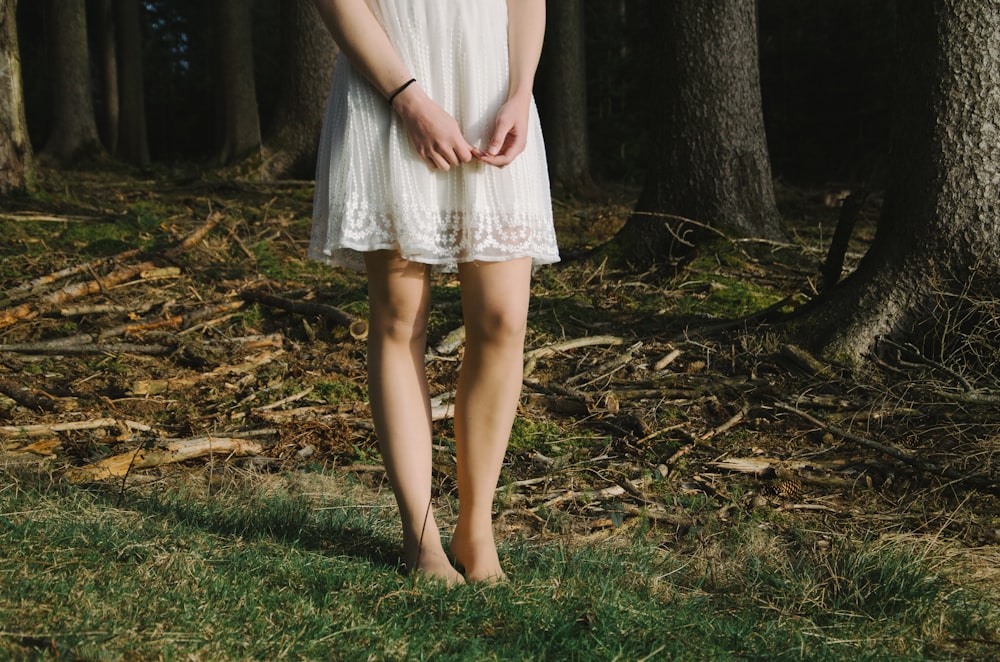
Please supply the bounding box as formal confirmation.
[96,0,118,153]
[540,0,592,193]
[41,0,101,163]
[0,0,32,193]
[113,0,149,165]
[215,0,261,164]
[615,0,782,267]
[259,0,336,180]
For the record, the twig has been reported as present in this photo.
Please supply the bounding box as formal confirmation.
[523,335,625,378]
[0,248,142,308]
[65,436,264,483]
[880,337,974,392]
[240,290,367,339]
[0,342,174,356]
[698,405,748,441]
[0,418,153,438]
[775,403,997,492]
[652,348,681,371]
[566,341,642,387]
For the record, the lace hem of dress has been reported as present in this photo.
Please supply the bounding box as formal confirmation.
[309,206,560,273]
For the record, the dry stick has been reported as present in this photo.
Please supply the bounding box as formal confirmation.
[0,378,66,412]
[65,436,264,483]
[523,335,626,379]
[775,403,997,492]
[652,348,681,371]
[130,350,280,395]
[699,405,748,441]
[0,212,99,223]
[0,247,142,308]
[98,300,246,340]
[0,261,158,329]
[0,418,153,438]
[240,290,368,339]
[0,342,173,356]
[567,341,643,388]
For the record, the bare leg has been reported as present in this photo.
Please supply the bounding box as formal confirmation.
[364,250,463,585]
[450,258,533,582]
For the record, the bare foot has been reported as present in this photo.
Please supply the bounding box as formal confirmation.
[405,544,465,586]
[450,527,507,583]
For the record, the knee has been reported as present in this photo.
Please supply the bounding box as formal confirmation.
[465,303,528,347]
[372,304,429,345]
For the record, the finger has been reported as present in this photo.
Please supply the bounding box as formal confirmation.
[456,143,475,164]
[487,121,513,156]
[428,151,450,171]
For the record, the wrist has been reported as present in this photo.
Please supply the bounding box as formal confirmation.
[505,86,533,105]
[388,78,417,105]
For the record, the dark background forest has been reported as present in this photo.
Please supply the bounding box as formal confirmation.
[14,0,895,186]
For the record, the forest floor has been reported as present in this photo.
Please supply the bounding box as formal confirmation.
[0,168,998,659]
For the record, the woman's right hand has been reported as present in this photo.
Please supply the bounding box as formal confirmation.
[392,84,477,171]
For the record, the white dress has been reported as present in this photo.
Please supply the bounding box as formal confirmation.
[309,0,560,272]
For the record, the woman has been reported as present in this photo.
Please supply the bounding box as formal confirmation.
[310,0,558,584]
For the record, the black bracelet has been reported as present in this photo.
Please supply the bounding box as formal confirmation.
[388,78,417,105]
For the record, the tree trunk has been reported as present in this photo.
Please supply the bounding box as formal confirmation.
[259,0,336,180]
[615,0,782,267]
[792,0,1000,367]
[113,0,149,166]
[41,0,101,163]
[214,0,261,165]
[539,0,592,193]
[96,0,118,154]
[0,0,32,194]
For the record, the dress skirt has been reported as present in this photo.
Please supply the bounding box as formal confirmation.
[309,0,560,272]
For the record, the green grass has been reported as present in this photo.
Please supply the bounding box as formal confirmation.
[1,466,995,661]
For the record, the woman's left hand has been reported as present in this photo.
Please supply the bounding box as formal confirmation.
[477,95,531,168]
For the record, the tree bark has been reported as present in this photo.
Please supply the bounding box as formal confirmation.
[0,0,32,193]
[615,0,782,267]
[259,0,337,180]
[113,0,149,165]
[41,0,101,163]
[214,0,261,165]
[96,0,118,154]
[792,0,1000,366]
[539,0,592,193]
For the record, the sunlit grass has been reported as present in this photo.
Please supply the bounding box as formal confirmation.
[1,465,995,661]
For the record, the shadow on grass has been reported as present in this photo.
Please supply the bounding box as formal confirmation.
[80,478,404,573]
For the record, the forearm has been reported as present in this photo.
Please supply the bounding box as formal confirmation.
[505,0,546,101]
[312,0,412,98]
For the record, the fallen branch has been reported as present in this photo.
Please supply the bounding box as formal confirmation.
[0,248,142,308]
[0,418,153,439]
[129,350,280,395]
[65,436,264,483]
[523,335,625,378]
[699,405,748,441]
[240,290,368,339]
[566,341,643,387]
[0,342,174,356]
